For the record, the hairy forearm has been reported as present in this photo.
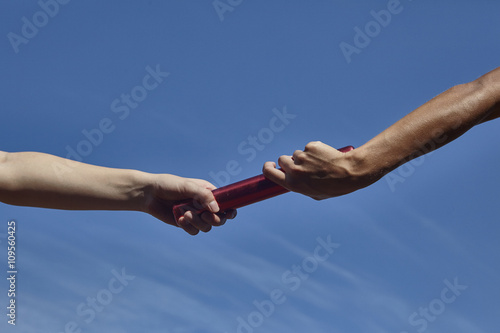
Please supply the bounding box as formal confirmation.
[354,67,500,181]
[0,151,151,211]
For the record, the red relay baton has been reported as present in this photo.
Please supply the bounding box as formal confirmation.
[172,145,354,222]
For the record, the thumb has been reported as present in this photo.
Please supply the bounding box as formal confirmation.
[181,181,220,213]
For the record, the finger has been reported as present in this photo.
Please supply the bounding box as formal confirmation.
[201,208,237,227]
[291,150,306,164]
[263,161,287,186]
[225,209,237,220]
[277,155,296,170]
[305,141,343,156]
[183,211,212,233]
[303,141,324,152]
[201,211,226,227]
[177,214,200,236]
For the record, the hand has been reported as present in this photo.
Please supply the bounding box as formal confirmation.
[263,141,372,200]
[143,174,236,235]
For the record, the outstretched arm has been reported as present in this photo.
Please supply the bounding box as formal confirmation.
[0,151,235,235]
[263,67,500,199]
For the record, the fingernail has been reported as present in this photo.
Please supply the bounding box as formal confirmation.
[208,201,219,213]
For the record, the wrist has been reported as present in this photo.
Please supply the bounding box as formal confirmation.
[346,145,389,187]
[125,170,155,212]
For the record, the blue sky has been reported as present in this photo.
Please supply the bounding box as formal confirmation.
[1,1,499,332]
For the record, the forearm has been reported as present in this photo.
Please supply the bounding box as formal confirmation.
[355,67,500,181]
[0,151,151,211]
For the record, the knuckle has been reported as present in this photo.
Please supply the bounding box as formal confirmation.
[292,150,306,162]
[278,155,292,166]
[305,141,322,150]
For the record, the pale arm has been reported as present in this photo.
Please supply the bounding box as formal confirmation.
[0,151,235,235]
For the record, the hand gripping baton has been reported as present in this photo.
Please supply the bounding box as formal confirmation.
[172,146,354,222]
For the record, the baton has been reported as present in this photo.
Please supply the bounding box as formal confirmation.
[172,145,354,222]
